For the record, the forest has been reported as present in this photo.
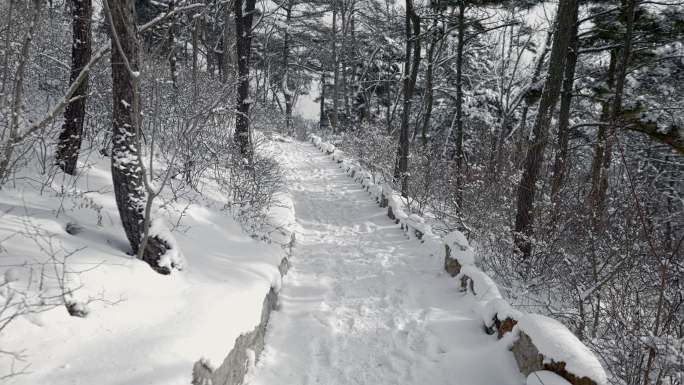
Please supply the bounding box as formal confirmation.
[0,0,682,384]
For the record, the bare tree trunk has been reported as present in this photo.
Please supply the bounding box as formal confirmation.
[513,0,578,259]
[393,0,420,197]
[56,0,92,175]
[514,29,553,167]
[192,12,199,98]
[341,2,351,125]
[421,20,440,147]
[453,0,465,208]
[488,24,512,177]
[234,0,256,158]
[587,51,615,223]
[319,73,326,129]
[106,0,173,274]
[588,0,637,230]
[350,2,361,125]
[331,3,339,132]
[282,2,293,135]
[550,14,579,209]
[221,5,232,83]
[167,0,177,88]
[385,75,393,134]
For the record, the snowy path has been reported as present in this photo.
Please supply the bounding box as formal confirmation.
[248,141,521,385]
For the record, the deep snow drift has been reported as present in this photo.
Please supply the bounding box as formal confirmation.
[246,141,523,385]
[0,149,292,384]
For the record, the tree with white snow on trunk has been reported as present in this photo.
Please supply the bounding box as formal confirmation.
[106,0,181,275]
[234,0,257,158]
[56,0,93,175]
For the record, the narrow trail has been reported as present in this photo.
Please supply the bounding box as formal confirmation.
[249,141,520,385]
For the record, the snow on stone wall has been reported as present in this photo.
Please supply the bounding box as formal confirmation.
[191,164,298,385]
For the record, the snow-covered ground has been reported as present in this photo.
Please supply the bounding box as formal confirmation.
[0,152,290,384]
[247,141,523,385]
[2,139,529,385]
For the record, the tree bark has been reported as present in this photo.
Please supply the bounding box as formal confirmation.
[513,0,578,259]
[234,0,256,158]
[588,0,637,230]
[341,2,351,125]
[107,0,173,274]
[393,0,420,197]
[550,6,579,209]
[56,0,92,175]
[514,29,553,167]
[192,11,199,98]
[167,0,177,88]
[421,20,440,147]
[331,3,339,132]
[319,73,326,128]
[282,2,293,135]
[221,5,233,83]
[453,0,465,208]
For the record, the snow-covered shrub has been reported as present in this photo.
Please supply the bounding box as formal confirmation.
[335,123,396,187]
[221,137,285,239]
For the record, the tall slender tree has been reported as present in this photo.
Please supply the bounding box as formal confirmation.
[513,0,578,258]
[588,0,637,230]
[549,16,578,210]
[234,0,257,157]
[394,0,420,197]
[453,0,465,207]
[331,1,339,132]
[106,0,175,274]
[282,1,294,134]
[56,0,93,175]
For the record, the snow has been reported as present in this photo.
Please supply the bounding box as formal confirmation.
[148,217,185,271]
[266,192,296,247]
[4,268,20,283]
[458,264,503,303]
[482,298,522,328]
[517,314,608,385]
[0,151,294,385]
[331,149,344,162]
[445,230,476,265]
[1,134,606,385]
[387,191,408,219]
[247,140,523,385]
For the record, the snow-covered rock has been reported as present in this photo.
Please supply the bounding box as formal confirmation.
[457,264,502,303]
[482,298,523,330]
[444,230,475,266]
[515,315,608,385]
